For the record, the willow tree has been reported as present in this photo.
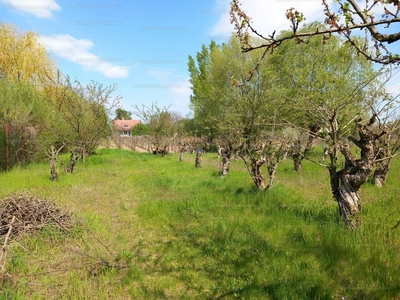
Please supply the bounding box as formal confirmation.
[0,24,58,170]
[0,23,56,86]
[189,36,288,187]
[267,24,397,227]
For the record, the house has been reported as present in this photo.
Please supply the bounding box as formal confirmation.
[113,118,141,137]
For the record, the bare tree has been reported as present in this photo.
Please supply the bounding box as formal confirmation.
[230,0,400,82]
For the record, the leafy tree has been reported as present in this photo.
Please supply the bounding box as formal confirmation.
[189,37,288,186]
[266,25,397,227]
[190,29,398,227]
[45,74,120,162]
[0,23,56,86]
[131,123,149,136]
[0,77,54,170]
[114,108,132,120]
[265,23,377,172]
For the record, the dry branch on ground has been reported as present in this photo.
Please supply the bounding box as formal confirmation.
[0,193,73,239]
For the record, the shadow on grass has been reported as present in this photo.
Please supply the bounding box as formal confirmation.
[216,283,332,300]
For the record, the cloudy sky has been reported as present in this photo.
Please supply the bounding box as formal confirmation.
[1,0,399,117]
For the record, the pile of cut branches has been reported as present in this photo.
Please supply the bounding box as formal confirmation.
[0,193,73,239]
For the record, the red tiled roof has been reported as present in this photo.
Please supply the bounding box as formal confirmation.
[113,119,141,131]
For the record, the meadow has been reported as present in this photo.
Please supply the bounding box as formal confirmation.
[0,147,400,299]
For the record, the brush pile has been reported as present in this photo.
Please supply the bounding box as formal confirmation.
[0,193,73,239]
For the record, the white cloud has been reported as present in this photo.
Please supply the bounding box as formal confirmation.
[0,0,61,18]
[210,0,334,38]
[39,34,130,78]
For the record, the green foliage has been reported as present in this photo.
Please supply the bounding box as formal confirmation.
[45,76,120,156]
[0,77,54,169]
[114,108,132,120]
[130,122,149,136]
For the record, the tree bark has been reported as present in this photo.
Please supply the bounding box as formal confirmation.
[241,154,267,191]
[373,161,390,187]
[195,150,202,168]
[48,145,64,182]
[372,134,393,187]
[220,145,232,177]
[250,158,267,190]
[66,147,81,174]
[291,140,303,172]
[329,116,381,228]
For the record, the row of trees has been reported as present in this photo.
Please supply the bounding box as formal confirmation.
[0,23,120,177]
[187,22,400,228]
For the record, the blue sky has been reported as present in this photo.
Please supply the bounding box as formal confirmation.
[1,0,399,119]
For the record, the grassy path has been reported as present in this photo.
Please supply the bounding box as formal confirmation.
[0,148,400,299]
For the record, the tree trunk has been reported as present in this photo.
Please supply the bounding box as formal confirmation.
[217,146,222,158]
[267,165,278,188]
[250,160,266,190]
[331,135,376,228]
[220,146,232,177]
[373,161,390,187]
[49,146,59,182]
[66,147,81,173]
[48,145,64,182]
[195,150,202,168]
[179,151,184,162]
[293,159,303,172]
[291,140,303,172]
[335,170,362,228]
[241,154,267,191]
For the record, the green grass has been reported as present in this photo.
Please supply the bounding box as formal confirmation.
[1,148,400,299]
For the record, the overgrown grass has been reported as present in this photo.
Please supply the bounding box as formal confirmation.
[1,148,400,299]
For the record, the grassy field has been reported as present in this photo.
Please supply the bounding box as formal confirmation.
[0,148,400,299]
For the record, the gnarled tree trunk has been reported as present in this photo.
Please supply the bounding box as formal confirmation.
[48,145,64,182]
[220,145,233,177]
[373,161,390,187]
[66,147,81,174]
[291,140,303,172]
[329,116,384,228]
[291,125,320,172]
[250,158,267,190]
[241,154,267,191]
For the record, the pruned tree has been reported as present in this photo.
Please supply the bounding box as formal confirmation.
[297,66,399,228]
[47,144,64,181]
[175,117,196,162]
[189,36,288,188]
[132,103,180,156]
